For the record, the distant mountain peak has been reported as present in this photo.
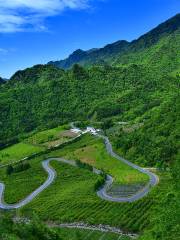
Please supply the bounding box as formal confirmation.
[71,49,85,54]
[48,39,129,69]
[69,49,87,60]
[87,48,99,54]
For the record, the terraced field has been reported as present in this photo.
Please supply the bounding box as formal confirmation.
[0,158,155,232]
[106,183,145,198]
[0,156,46,204]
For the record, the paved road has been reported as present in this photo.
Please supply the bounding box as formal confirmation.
[0,158,77,209]
[0,132,159,209]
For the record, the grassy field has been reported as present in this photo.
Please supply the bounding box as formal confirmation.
[25,124,73,147]
[55,227,131,240]
[0,143,44,165]
[0,124,77,165]
[48,134,149,185]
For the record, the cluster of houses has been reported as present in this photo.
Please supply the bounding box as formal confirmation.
[71,126,100,135]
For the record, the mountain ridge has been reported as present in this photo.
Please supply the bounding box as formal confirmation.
[48,40,130,69]
[48,13,180,69]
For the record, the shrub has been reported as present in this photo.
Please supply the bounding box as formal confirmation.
[6,165,14,175]
[13,162,31,173]
[75,159,93,172]
[94,174,106,191]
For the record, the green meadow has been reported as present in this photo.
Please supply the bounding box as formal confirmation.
[0,142,44,165]
[0,124,75,166]
[25,124,70,145]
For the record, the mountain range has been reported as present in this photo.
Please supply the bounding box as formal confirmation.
[48,14,180,69]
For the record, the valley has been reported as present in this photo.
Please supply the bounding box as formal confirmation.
[0,124,160,238]
[0,125,158,209]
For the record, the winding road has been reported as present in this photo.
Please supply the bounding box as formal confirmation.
[0,130,159,210]
[97,135,159,202]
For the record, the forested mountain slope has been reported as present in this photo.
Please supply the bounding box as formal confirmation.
[115,29,180,71]
[0,14,179,169]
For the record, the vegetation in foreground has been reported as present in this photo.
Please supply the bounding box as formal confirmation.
[22,161,154,232]
[0,128,178,239]
[0,156,154,233]
[140,154,180,240]
[0,213,130,240]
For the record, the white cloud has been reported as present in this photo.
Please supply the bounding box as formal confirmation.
[0,48,9,54]
[0,47,16,55]
[0,0,91,33]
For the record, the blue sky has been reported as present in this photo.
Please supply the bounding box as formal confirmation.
[0,0,179,78]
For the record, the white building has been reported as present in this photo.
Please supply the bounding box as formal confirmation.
[86,127,97,135]
[71,128,82,134]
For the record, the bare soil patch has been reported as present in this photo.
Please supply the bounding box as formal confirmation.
[59,130,79,138]
[74,146,96,165]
